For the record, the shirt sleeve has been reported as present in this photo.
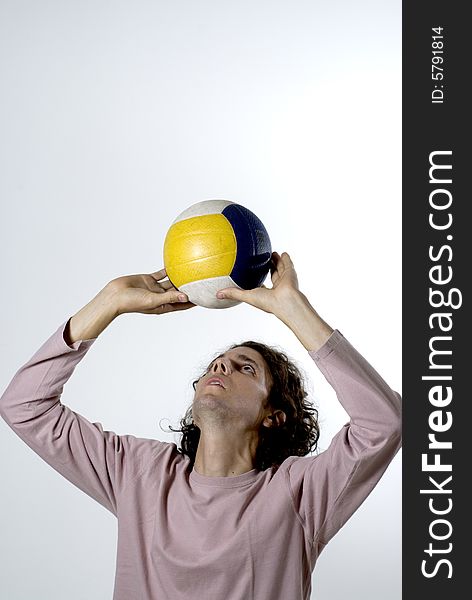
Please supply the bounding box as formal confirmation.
[285,329,402,550]
[0,318,168,517]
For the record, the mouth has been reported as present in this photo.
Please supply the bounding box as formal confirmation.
[205,377,226,389]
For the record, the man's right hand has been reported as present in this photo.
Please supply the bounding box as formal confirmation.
[65,268,195,345]
[108,268,196,316]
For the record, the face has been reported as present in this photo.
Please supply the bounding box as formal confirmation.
[192,346,274,432]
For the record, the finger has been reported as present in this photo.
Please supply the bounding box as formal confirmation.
[150,268,167,280]
[270,269,281,286]
[270,252,284,276]
[157,289,189,305]
[158,279,174,291]
[281,252,293,265]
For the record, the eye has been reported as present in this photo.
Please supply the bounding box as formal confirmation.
[242,364,255,374]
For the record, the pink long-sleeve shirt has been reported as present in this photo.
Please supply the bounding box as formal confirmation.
[0,320,401,600]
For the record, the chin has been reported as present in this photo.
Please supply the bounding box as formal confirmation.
[193,397,230,423]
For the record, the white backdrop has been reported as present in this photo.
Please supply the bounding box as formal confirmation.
[0,1,401,598]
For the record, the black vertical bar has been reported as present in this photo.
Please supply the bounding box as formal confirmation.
[403,2,469,598]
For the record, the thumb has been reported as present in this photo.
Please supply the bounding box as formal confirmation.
[160,289,189,305]
[216,286,249,302]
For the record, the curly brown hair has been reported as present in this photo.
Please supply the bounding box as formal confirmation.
[167,341,320,471]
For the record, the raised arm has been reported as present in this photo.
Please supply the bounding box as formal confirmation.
[215,251,333,351]
[65,267,195,344]
[216,252,402,547]
[0,269,195,516]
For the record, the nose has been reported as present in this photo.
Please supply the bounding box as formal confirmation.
[212,357,231,375]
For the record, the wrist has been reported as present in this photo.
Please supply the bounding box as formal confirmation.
[102,282,123,317]
[274,290,312,323]
[277,291,334,352]
[66,286,119,345]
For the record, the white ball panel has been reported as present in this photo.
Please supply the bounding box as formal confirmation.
[172,199,234,223]
[180,275,241,309]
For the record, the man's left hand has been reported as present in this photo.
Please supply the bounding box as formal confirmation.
[216,251,300,319]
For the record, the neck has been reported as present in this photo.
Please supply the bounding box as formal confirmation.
[193,426,259,477]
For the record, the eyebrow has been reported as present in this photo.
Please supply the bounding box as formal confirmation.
[235,354,260,369]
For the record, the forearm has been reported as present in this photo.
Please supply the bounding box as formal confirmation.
[64,284,120,345]
[276,291,334,352]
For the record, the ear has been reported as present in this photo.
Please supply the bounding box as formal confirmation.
[262,410,287,429]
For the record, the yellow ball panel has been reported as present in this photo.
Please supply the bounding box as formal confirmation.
[164,213,237,287]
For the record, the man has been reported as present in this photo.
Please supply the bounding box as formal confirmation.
[0,251,401,600]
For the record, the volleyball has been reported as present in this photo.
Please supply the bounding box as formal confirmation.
[163,199,272,309]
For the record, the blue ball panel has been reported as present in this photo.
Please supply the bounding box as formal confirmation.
[222,204,272,289]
